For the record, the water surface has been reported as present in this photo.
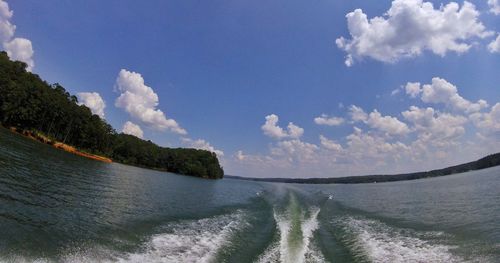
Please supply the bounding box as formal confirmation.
[1,128,499,262]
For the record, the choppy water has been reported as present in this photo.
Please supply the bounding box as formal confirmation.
[1,127,499,263]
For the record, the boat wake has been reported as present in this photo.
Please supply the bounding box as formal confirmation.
[334,216,461,263]
[2,189,490,263]
[116,211,247,263]
[258,194,325,263]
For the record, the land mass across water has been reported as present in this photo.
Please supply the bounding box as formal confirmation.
[0,51,223,179]
[227,152,500,184]
[7,127,113,163]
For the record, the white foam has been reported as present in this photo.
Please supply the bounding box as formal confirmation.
[339,217,461,263]
[116,211,246,263]
[258,207,323,263]
[0,257,51,263]
[296,208,320,262]
[1,212,245,263]
[256,243,280,263]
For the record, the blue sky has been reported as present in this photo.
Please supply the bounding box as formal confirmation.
[2,0,500,177]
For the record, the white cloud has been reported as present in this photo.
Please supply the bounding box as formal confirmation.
[488,34,500,53]
[350,105,409,135]
[470,102,500,134]
[233,150,279,165]
[181,138,224,156]
[319,135,343,151]
[77,92,106,118]
[402,106,436,128]
[122,121,144,139]
[314,114,345,126]
[271,139,319,163]
[391,88,401,96]
[345,127,410,161]
[230,99,498,178]
[4,38,34,70]
[0,0,14,43]
[232,140,320,174]
[261,114,304,139]
[489,0,500,15]
[229,149,293,178]
[336,0,492,66]
[419,77,488,113]
[287,122,304,138]
[405,82,422,98]
[0,1,34,71]
[235,150,245,161]
[229,79,498,178]
[366,110,410,135]
[349,105,368,122]
[402,106,468,147]
[115,69,186,135]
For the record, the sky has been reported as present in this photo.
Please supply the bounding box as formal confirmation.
[1,0,499,178]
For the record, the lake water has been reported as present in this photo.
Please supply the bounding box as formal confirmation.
[1,127,499,263]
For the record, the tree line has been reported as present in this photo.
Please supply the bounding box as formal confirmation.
[0,51,223,179]
[227,152,500,184]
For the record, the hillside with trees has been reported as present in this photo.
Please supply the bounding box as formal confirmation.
[0,51,223,179]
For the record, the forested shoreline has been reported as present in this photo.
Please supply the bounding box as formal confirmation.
[227,152,500,184]
[0,52,223,179]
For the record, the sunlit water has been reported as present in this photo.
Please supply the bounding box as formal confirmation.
[1,127,499,262]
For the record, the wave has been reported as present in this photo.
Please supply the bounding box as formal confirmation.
[258,193,325,263]
[0,211,248,263]
[114,211,247,263]
[335,216,462,263]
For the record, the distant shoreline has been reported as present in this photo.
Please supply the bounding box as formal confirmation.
[7,126,112,163]
[227,152,500,184]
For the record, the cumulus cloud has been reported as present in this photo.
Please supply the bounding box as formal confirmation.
[314,114,345,126]
[345,127,410,161]
[4,37,34,70]
[488,34,500,53]
[231,98,497,178]
[0,0,34,71]
[402,106,468,147]
[408,77,488,113]
[77,92,106,118]
[233,139,319,172]
[489,0,500,15]
[230,81,497,178]
[271,139,319,163]
[470,103,500,135]
[336,0,492,66]
[405,82,422,98]
[348,105,368,122]
[366,110,410,135]
[0,0,14,43]
[261,114,304,139]
[349,105,409,135]
[319,135,343,151]
[122,121,144,138]
[182,138,224,156]
[115,69,186,135]
[232,75,499,178]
